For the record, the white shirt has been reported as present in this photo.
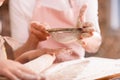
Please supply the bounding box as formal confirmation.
[9,0,101,60]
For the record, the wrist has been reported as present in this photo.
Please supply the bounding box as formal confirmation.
[28,34,40,44]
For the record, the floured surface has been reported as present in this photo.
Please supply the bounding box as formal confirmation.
[43,59,89,80]
[24,57,120,80]
[75,57,120,80]
[24,54,55,74]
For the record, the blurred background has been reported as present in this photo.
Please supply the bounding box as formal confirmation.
[0,0,120,59]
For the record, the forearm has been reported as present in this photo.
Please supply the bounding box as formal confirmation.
[14,34,39,58]
[81,31,102,53]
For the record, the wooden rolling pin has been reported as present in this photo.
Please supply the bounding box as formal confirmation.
[47,27,83,33]
[96,73,120,80]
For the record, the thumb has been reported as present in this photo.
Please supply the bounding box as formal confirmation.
[79,4,88,23]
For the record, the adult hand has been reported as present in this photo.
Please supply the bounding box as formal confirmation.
[0,59,39,80]
[77,4,94,39]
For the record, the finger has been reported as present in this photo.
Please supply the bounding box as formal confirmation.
[83,22,93,28]
[18,65,36,75]
[31,21,40,27]
[12,65,39,80]
[31,26,48,40]
[1,69,19,80]
[79,4,88,22]
[80,32,93,39]
[30,21,40,32]
[36,24,50,36]
[31,24,50,39]
[82,27,94,32]
[31,22,49,36]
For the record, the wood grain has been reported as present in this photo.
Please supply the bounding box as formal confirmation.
[96,73,120,80]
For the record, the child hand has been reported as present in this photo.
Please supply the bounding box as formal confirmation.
[15,48,73,63]
[15,48,57,63]
[30,21,50,42]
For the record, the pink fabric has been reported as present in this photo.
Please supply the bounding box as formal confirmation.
[31,0,100,60]
[9,0,101,61]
